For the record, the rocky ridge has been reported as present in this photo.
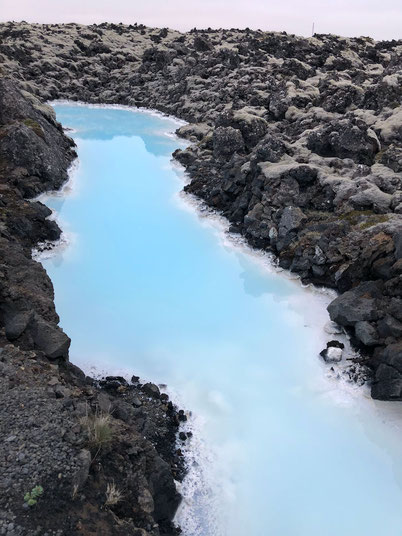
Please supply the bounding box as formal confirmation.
[0,77,186,535]
[1,21,399,399]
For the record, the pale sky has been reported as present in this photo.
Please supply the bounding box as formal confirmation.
[1,0,401,41]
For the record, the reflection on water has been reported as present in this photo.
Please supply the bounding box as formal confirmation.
[39,104,402,536]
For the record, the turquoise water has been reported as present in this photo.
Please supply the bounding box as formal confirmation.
[41,104,402,536]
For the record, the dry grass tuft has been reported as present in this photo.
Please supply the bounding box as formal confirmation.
[105,481,124,507]
[81,412,113,449]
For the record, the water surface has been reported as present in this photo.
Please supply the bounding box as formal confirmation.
[41,104,402,536]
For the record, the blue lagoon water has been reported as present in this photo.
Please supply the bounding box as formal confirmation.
[40,104,402,536]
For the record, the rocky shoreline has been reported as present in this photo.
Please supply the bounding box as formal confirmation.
[0,18,401,535]
[0,78,186,535]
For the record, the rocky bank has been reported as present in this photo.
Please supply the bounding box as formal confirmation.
[0,77,186,535]
[0,17,402,532]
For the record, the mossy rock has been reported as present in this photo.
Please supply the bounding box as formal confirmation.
[338,209,376,225]
[338,209,389,229]
[22,118,45,140]
[374,149,385,163]
[359,214,390,229]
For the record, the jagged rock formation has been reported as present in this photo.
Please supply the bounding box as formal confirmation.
[0,24,401,391]
[0,77,185,536]
[0,78,75,359]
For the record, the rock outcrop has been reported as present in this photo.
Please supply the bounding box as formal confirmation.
[0,77,75,358]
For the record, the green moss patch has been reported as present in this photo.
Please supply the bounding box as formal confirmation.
[22,118,45,139]
[359,214,390,229]
[338,209,389,229]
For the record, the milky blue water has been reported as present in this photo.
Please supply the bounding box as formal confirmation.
[40,104,402,536]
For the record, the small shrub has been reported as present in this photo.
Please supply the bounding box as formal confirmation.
[24,485,44,507]
[105,481,123,507]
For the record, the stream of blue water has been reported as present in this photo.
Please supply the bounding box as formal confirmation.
[40,104,402,536]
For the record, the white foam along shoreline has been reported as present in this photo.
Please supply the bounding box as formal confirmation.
[48,99,188,126]
[32,157,80,260]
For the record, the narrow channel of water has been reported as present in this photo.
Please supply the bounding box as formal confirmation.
[40,104,402,536]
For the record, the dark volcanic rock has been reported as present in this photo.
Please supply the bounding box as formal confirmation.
[142,382,161,398]
[355,320,379,346]
[306,119,379,165]
[0,78,76,197]
[213,126,245,158]
[4,311,33,341]
[327,281,383,326]
[371,343,402,400]
[30,313,70,359]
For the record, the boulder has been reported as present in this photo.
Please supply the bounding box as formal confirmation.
[253,134,286,164]
[176,122,212,141]
[142,47,172,69]
[350,185,392,213]
[377,315,402,338]
[320,346,343,363]
[355,321,379,346]
[5,311,33,341]
[379,144,402,173]
[99,376,129,390]
[31,314,71,359]
[142,382,161,399]
[279,206,307,237]
[327,281,383,327]
[148,453,180,522]
[282,58,315,80]
[71,449,92,490]
[232,108,269,148]
[320,340,344,362]
[193,36,213,52]
[371,342,402,400]
[269,85,289,119]
[216,108,268,149]
[97,392,112,413]
[138,488,155,514]
[307,119,378,165]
